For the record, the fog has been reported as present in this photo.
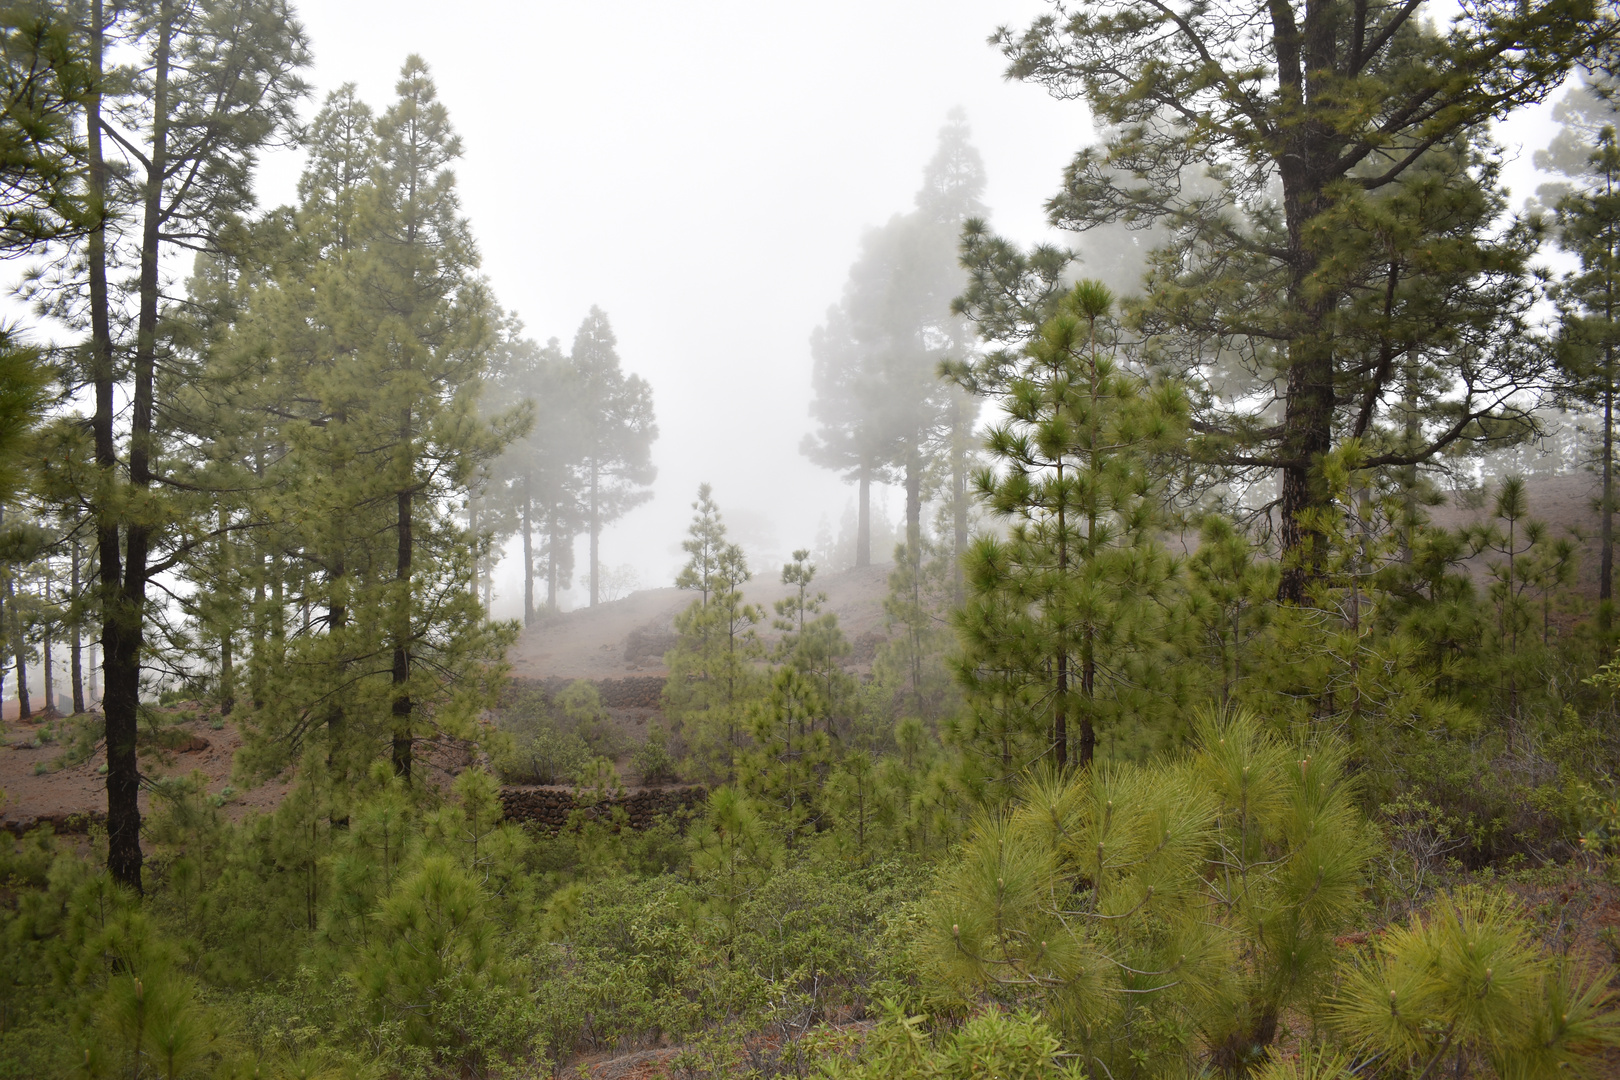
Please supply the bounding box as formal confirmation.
[256,0,1564,617]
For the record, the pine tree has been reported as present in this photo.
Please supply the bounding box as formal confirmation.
[772,549,824,657]
[804,112,986,565]
[570,307,656,607]
[926,713,1372,1075]
[970,0,1611,602]
[70,0,309,893]
[741,666,833,845]
[674,483,727,605]
[666,485,763,781]
[212,65,519,796]
[0,5,95,503]
[486,320,580,622]
[803,303,896,568]
[874,536,958,727]
[1547,100,1620,630]
[953,282,1186,782]
[773,548,856,729]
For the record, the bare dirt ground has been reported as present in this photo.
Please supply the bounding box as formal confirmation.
[0,705,287,834]
[0,703,474,835]
[1431,472,1610,597]
[507,561,897,681]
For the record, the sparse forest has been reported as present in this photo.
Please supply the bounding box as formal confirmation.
[6,1,1620,1079]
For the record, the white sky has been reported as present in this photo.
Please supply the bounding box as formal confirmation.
[256,1,1563,618]
[250,1,1081,616]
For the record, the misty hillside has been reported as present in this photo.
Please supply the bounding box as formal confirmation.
[11,3,1620,1080]
[508,561,895,681]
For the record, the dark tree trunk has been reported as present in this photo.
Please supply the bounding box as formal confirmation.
[904,447,922,557]
[589,462,600,607]
[1079,631,1096,769]
[95,0,172,895]
[952,396,968,605]
[217,507,233,716]
[41,597,53,715]
[857,466,871,568]
[1275,330,1336,605]
[326,547,348,827]
[1602,352,1614,629]
[522,473,534,626]
[1055,449,1068,772]
[547,516,560,610]
[1271,14,1339,605]
[8,575,26,721]
[392,467,413,782]
[70,542,84,714]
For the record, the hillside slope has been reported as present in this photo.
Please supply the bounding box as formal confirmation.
[506,561,896,682]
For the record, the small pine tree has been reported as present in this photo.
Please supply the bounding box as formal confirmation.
[741,666,833,845]
[665,486,763,781]
[952,281,1187,789]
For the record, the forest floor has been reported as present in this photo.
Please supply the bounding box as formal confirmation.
[0,560,901,830]
[0,703,475,836]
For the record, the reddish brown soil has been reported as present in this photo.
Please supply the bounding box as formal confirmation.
[0,702,476,836]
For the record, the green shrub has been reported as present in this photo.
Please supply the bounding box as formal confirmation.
[920,710,1371,1077]
[1332,886,1620,1078]
[818,1003,1082,1080]
[634,722,677,784]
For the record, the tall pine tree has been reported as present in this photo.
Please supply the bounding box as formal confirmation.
[570,308,656,607]
[968,0,1612,602]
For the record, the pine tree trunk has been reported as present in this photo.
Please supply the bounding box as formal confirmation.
[392,440,414,782]
[325,554,346,733]
[217,506,233,715]
[87,0,125,863]
[42,593,53,715]
[101,0,173,895]
[7,575,26,720]
[467,492,478,605]
[1602,351,1614,629]
[1276,327,1335,605]
[857,467,871,568]
[1079,631,1095,769]
[952,397,968,605]
[0,572,6,711]
[1274,108,1338,603]
[1400,360,1419,564]
[70,542,83,714]
[589,462,600,607]
[905,447,922,557]
[1055,462,1068,772]
[547,516,560,610]
[522,472,534,626]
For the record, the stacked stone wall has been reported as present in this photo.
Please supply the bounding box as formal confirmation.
[499,784,706,831]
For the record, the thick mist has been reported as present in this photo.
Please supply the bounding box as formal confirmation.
[205,3,1574,614]
[249,1,1089,615]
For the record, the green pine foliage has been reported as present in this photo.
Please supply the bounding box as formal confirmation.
[952,281,1188,790]
[6,6,1620,1080]
[665,485,765,783]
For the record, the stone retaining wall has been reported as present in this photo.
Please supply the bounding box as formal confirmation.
[2,811,103,837]
[499,784,706,831]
